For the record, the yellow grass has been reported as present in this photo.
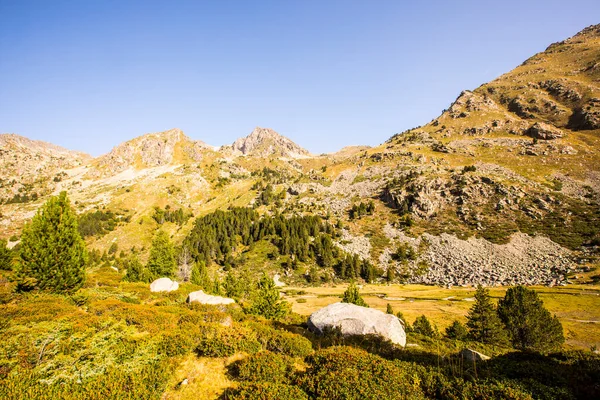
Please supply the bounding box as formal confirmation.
[285,283,600,350]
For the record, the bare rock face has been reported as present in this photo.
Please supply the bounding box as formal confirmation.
[150,278,179,292]
[460,348,490,362]
[231,127,310,159]
[569,98,600,130]
[447,90,500,118]
[94,128,210,175]
[526,122,565,140]
[187,290,235,305]
[308,302,406,347]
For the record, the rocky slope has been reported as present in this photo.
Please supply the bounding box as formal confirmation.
[1,25,600,287]
[230,127,311,158]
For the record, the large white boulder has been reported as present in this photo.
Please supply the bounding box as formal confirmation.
[308,302,406,347]
[187,290,235,305]
[460,348,490,362]
[150,277,179,293]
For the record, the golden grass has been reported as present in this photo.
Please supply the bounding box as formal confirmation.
[162,354,242,400]
[285,283,600,350]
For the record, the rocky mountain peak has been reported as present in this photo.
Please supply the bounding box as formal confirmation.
[92,128,210,176]
[231,127,310,158]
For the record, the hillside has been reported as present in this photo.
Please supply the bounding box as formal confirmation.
[0,25,599,288]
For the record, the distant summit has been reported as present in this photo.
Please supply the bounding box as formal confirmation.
[230,127,311,159]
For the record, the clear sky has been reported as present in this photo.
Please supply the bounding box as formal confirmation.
[1,1,598,156]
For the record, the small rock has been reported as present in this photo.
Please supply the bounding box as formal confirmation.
[187,290,235,305]
[460,348,490,362]
[150,278,179,293]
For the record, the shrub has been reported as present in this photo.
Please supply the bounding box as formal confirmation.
[341,281,368,307]
[158,331,195,357]
[196,325,261,357]
[246,321,313,357]
[230,351,294,383]
[298,346,425,399]
[222,382,309,400]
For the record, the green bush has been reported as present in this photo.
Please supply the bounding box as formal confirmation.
[246,321,313,357]
[221,382,309,400]
[230,351,294,383]
[158,331,195,357]
[298,346,426,399]
[196,325,261,357]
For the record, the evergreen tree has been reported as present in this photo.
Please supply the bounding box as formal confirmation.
[15,192,87,293]
[191,260,212,290]
[386,267,396,283]
[497,286,564,352]
[445,320,468,340]
[396,311,411,332]
[386,303,394,314]
[413,315,437,337]
[123,254,150,283]
[246,275,290,320]
[147,230,176,279]
[0,239,12,270]
[341,281,368,307]
[466,286,509,346]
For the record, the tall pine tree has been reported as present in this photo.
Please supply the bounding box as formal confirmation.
[147,230,176,279]
[246,275,290,320]
[15,192,87,293]
[123,254,150,283]
[497,286,564,352]
[191,260,212,290]
[466,285,508,345]
[341,281,368,307]
[0,239,12,270]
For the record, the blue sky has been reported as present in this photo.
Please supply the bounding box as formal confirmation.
[1,1,598,156]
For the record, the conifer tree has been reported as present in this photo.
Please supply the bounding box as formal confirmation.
[15,192,87,293]
[466,285,509,345]
[123,254,150,283]
[386,267,396,283]
[413,315,437,337]
[497,286,564,352]
[0,239,12,270]
[445,320,468,340]
[246,275,290,320]
[386,303,394,314]
[147,230,176,279]
[191,260,212,290]
[341,281,368,307]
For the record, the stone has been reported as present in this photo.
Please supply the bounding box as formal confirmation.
[460,348,490,362]
[273,273,286,287]
[187,290,235,305]
[526,122,564,140]
[150,277,179,293]
[307,302,406,346]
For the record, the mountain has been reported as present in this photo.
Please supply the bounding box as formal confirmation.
[230,127,311,158]
[1,24,599,288]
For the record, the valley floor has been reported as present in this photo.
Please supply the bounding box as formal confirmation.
[285,284,600,350]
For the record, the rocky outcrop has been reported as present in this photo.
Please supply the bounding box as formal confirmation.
[569,98,600,130]
[526,122,565,140]
[230,127,310,159]
[187,290,235,305]
[308,302,406,346]
[460,348,490,362]
[150,278,179,292]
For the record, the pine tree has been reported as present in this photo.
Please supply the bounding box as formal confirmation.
[386,303,394,314]
[413,315,437,337]
[466,285,509,345]
[123,254,150,283]
[497,286,564,352]
[341,281,368,307]
[147,230,176,279]
[445,320,468,340]
[0,239,12,270]
[191,260,212,290]
[246,275,290,320]
[386,267,396,283]
[15,192,87,293]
